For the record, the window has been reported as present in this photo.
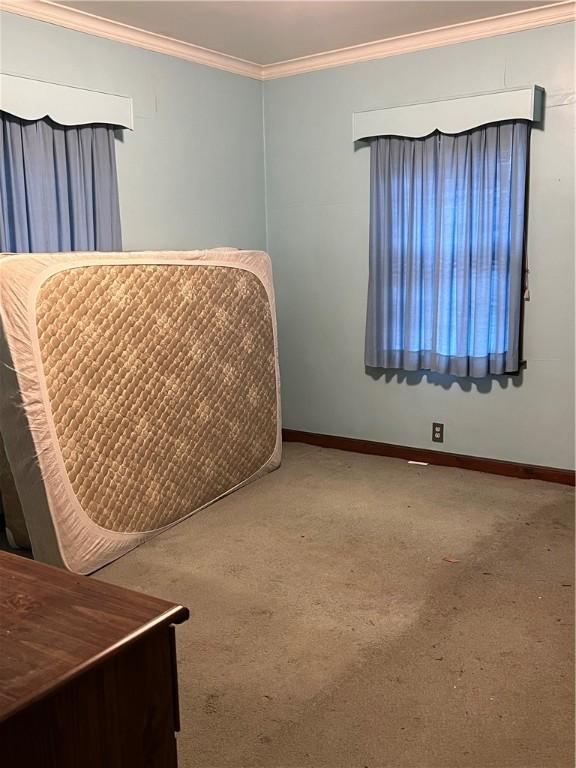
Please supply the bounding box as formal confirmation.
[365,121,529,378]
[0,112,122,253]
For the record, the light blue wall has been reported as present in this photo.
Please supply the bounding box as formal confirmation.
[1,14,573,469]
[263,23,575,469]
[0,12,267,251]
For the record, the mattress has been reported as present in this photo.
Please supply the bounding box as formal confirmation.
[0,250,281,573]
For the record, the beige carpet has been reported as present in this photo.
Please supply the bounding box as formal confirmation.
[97,443,575,768]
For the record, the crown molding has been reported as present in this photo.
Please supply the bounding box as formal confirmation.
[0,0,573,82]
[261,2,576,80]
[0,0,262,79]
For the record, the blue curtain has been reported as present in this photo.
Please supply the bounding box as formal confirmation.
[365,121,529,378]
[0,112,122,253]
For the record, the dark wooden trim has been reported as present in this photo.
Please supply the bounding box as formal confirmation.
[168,625,181,733]
[282,429,575,486]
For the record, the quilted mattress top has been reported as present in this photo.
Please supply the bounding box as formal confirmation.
[0,250,281,573]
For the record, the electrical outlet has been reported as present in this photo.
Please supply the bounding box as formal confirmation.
[432,422,444,443]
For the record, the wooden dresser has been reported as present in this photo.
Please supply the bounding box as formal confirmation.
[0,551,189,767]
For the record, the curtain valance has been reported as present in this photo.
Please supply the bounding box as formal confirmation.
[353,86,543,141]
[0,73,133,129]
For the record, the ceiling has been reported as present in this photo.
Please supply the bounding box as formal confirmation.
[59,1,554,65]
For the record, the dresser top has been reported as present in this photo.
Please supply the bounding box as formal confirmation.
[0,551,189,721]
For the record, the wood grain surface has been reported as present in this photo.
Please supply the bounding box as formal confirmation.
[0,551,189,721]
